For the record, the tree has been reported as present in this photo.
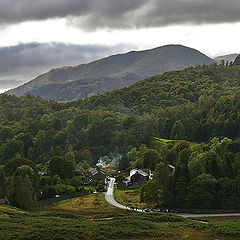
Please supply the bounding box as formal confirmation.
[54,131,66,147]
[86,117,116,156]
[13,133,33,158]
[178,148,191,165]
[216,177,235,209]
[51,117,63,130]
[4,157,34,176]
[0,165,6,198]
[165,149,178,165]
[32,130,46,162]
[188,157,204,179]
[0,125,12,143]
[186,174,217,209]
[72,113,89,130]
[198,151,222,178]
[170,121,185,140]
[7,175,35,210]
[140,180,163,206]
[153,162,171,189]
[48,155,75,179]
[127,148,137,163]
[118,154,130,171]
[172,140,190,153]
[210,137,232,159]
[142,149,160,170]
[15,165,35,181]
[133,114,155,145]
[174,176,188,208]
[65,151,76,166]
[0,138,24,163]
[232,152,240,177]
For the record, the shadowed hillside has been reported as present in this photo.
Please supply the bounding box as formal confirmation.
[7,45,214,101]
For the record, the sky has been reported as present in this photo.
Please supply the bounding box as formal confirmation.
[0,0,240,92]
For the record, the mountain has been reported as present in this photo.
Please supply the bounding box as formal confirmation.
[234,54,240,65]
[214,53,238,64]
[7,45,214,101]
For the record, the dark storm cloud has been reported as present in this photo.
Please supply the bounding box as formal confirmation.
[0,42,134,88]
[0,0,240,29]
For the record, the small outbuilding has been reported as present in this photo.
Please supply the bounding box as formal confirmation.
[88,167,106,180]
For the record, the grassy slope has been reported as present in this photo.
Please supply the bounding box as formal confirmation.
[1,195,240,240]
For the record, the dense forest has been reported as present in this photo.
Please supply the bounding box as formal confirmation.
[1,58,240,210]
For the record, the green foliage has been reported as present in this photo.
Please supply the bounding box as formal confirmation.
[140,180,163,205]
[118,154,130,171]
[15,165,35,181]
[48,156,75,179]
[1,64,240,210]
[171,120,185,140]
[0,165,6,198]
[186,174,217,209]
[188,157,204,179]
[213,220,240,235]
[165,149,178,165]
[141,149,161,170]
[55,183,76,195]
[4,157,34,176]
[7,175,35,210]
[153,162,171,188]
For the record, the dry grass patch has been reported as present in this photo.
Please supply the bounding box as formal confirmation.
[115,188,147,209]
[196,216,240,222]
[0,206,26,215]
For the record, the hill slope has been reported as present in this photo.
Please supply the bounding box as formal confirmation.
[77,64,240,114]
[214,53,238,64]
[7,45,214,101]
[234,54,240,65]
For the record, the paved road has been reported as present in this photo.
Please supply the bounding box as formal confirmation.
[105,177,240,217]
[105,178,143,212]
[179,213,240,217]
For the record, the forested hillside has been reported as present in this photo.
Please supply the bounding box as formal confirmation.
[1,61,240,210]
[2,64,240,163]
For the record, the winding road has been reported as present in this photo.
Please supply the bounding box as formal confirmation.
[105,178,143,212]
[105,177,240,217]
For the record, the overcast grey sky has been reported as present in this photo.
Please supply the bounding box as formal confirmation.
[0,0,240,92]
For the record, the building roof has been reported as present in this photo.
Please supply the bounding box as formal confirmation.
[168,164,175,170]
[88,167,106,177]
[129,169,151,178]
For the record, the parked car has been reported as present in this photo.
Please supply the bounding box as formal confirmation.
[162,209,169,213]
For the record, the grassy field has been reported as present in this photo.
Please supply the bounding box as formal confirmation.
[1,195,240,240]
[114,187,148,209]
[39,193,123,217]
[154,137,175,143]
[154,137,199,147]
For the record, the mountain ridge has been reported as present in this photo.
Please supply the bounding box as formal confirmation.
[7,44,214,101]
